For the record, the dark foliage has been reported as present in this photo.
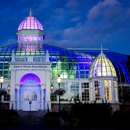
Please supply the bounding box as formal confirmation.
[69,101,112,127]
[111,110,130,128]
[54,88,66,96]
[0,109,20,126]
[43,112,60,126]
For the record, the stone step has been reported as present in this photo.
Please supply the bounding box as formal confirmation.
[17,111,46,125]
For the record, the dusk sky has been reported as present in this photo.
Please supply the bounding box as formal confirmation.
[0,0,130,54]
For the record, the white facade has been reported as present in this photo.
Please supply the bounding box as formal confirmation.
[9,52,51,111]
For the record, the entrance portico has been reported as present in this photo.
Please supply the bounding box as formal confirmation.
[20,73,41,111]
[9,51,51,111]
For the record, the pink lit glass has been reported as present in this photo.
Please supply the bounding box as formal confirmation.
[33,36,37,41]
[38,36,43,42]
[19,36,23,41]
[20,73,41,84]
[24,36,28,41]
[26,45,37,51]
[28,36,32,41]
[18,17,43,31]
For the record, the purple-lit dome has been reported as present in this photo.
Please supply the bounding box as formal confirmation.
[18,12,43,31]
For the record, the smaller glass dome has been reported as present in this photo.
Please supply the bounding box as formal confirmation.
[89,52,116,78]
[18,11,43,31]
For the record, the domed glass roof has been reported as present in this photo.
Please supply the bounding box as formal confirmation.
[18,12,43,31]
[89,52,117,78]
[0,43,129,83]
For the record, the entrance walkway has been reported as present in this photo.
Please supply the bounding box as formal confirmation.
[17,111,45,125]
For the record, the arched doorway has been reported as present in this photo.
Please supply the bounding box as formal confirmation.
[20,73,41,111]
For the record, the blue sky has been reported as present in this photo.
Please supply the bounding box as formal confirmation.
[0,0,130,54]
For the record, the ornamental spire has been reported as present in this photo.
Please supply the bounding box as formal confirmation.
[29,10,32,17]
[99,44,105,56]
[101,44,103,54]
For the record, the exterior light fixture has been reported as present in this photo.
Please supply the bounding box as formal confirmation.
[7,84,11,93]
[57,75,61,112]
[50,84,54,90]
[0,76,4,89]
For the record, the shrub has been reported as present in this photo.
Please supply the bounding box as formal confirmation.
[0,109,20,126]
[43,112,60,126]
[69,102,112,127]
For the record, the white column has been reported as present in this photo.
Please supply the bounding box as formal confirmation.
[89,81,92,102]
[79,80,82,101]
[10,69,16,109]
[41,88,43,110]
[17,87,20,110]
[116,82,119,102]
[45,69,51,111]
[46,50,49,62]
[68,82,70,101]
[92,80,95,102]
[111,80,114,103]
[101,80,105,102]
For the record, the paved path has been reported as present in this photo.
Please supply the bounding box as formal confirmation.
[0,125,130,130]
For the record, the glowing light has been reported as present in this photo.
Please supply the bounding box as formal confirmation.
[89,55,116,78]
[20,73,41,84]
[18,17,43,30]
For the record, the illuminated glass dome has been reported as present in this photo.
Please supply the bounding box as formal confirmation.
[0,43,130,83]
[89,50,117,78]
[18,11,43,31]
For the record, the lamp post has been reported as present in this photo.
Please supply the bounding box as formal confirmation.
[0,76,4,89]
[57,75,61,112]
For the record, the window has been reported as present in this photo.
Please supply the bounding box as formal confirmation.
[70,83,79,101]
[32,92,37,101]
[60,82,68,101]
[114,81,118,101]
[23,92,29,101]
[104,80,111,100]
[94,81,101,100]
[81,82,89,101]
[50,83,57,101]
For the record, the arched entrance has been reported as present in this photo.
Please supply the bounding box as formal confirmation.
[20,73,41,111]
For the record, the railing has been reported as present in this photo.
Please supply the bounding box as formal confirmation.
[15,57,27,62]
[4,94,10,101]
[33,57,45,62]
[14,56,46,62]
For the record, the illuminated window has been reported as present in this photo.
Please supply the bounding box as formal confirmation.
[24,35,28,41]
[90,55,116,78]
[19,36,23,42]
[33,35,37,41]
[24,92,29,100]
[94,81,101,100]
[50,83,57,101]
[81,82,89,101]
[70,83,79,101]
[28,36,33,41]
[60,82,68,101]
[104,80,111,100]
[32,92,37,101]
[38,36,43,42]
[114,81,118,101]
[26,45,36,51]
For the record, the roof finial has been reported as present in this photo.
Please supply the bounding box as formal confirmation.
[29,10,32,17]
[101,44,103,54]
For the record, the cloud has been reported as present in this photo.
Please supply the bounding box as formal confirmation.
[65,0,79,8]
[4,39,17,45]
[87,0,120,20]
[70,16,80,22]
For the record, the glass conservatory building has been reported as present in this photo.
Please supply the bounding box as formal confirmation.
[1,12,130,111]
